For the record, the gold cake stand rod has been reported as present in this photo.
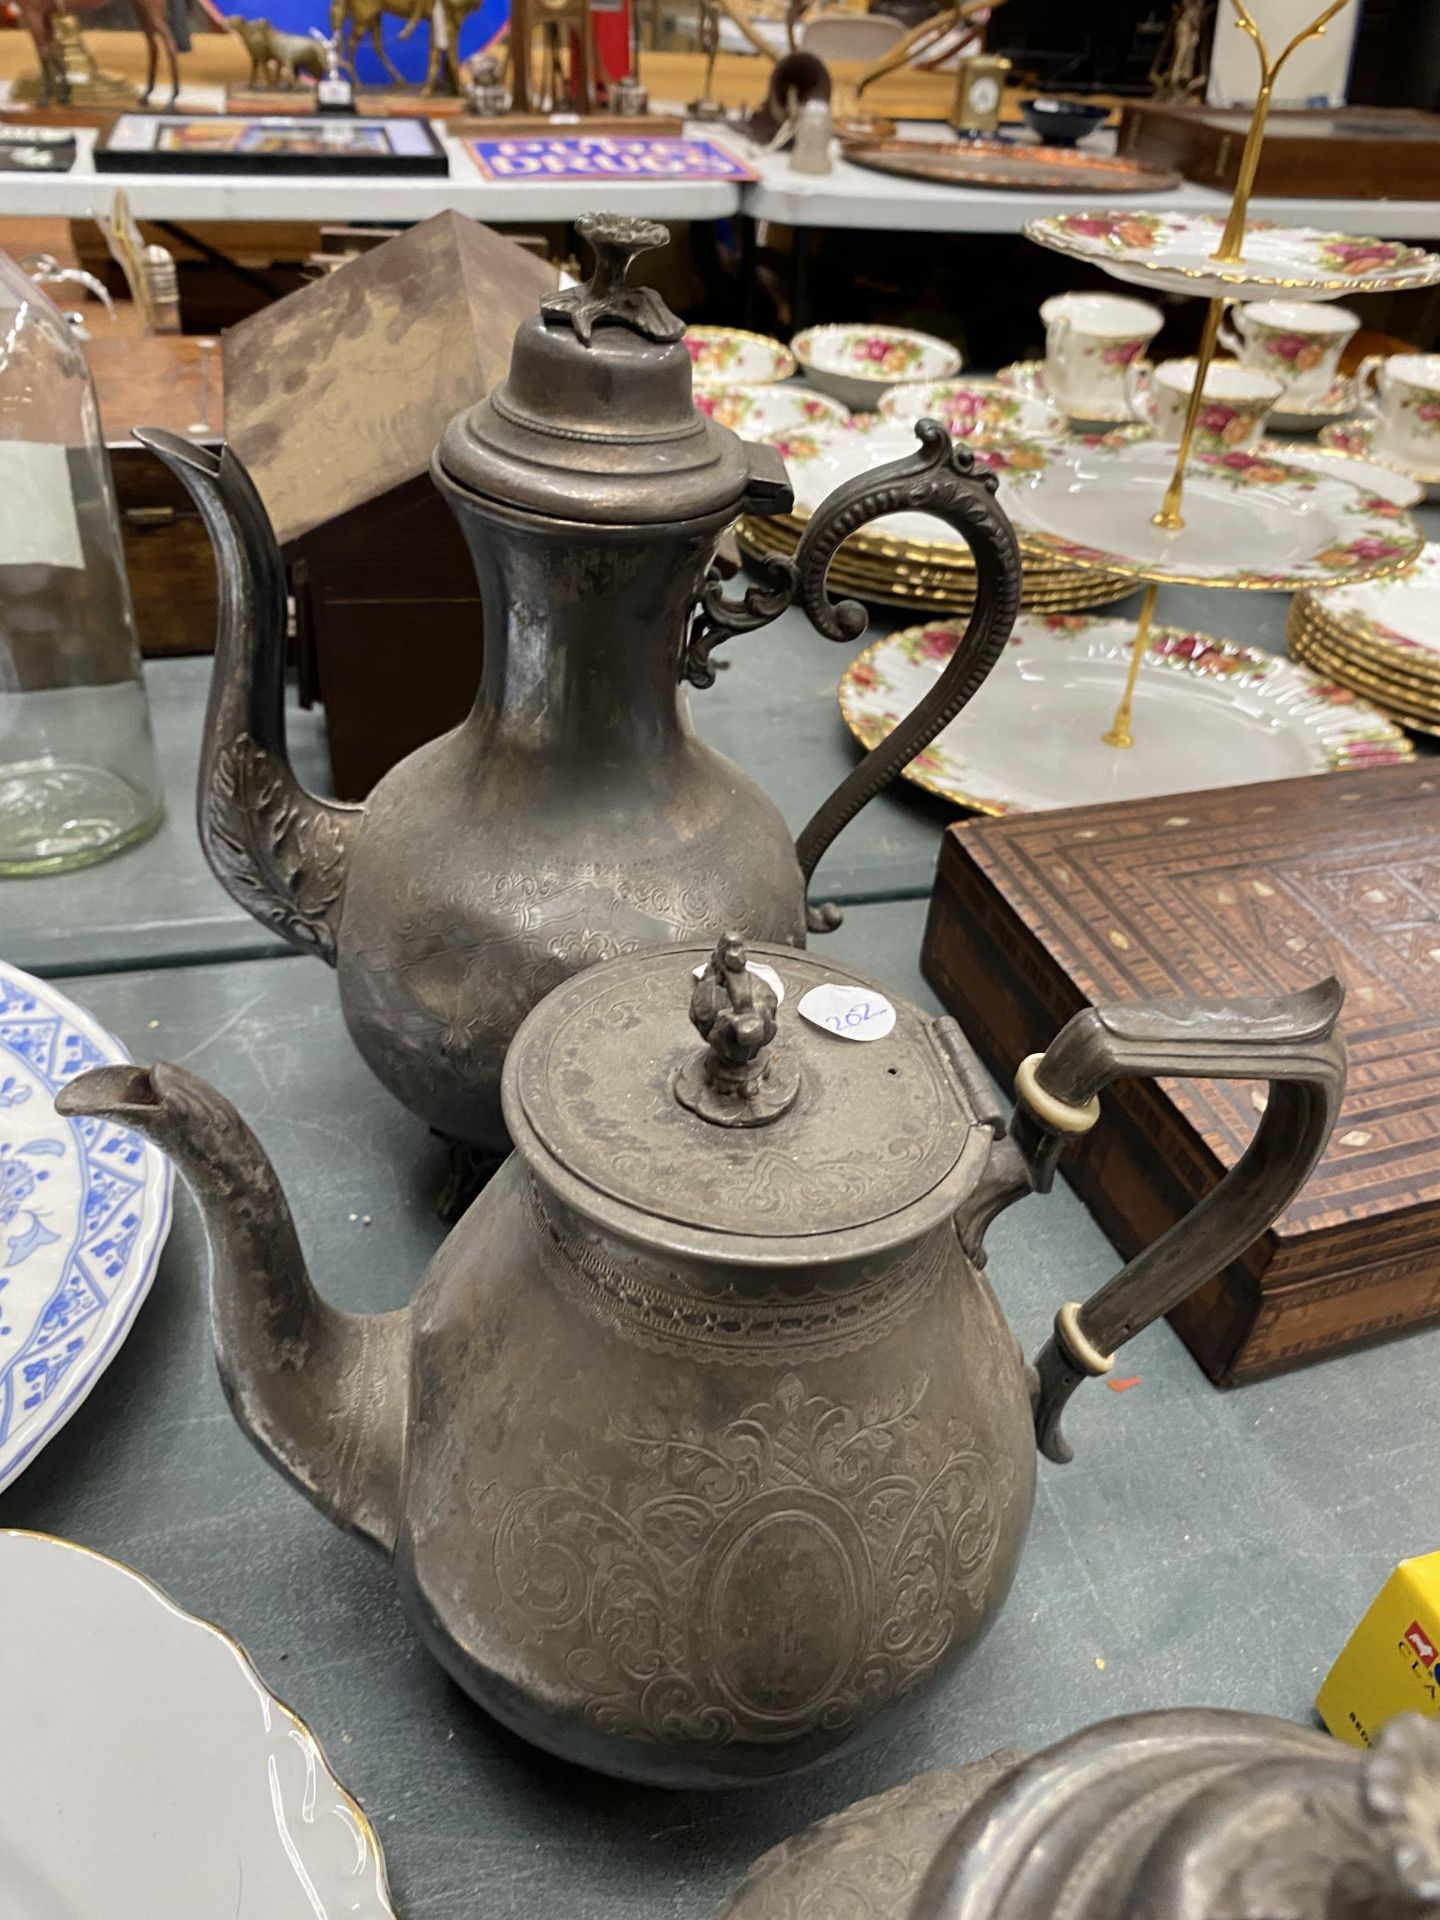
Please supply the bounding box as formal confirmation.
[1103,0,1355,748]
[1150,295,1226,533]
[1102,581,1160,750]
[1212,0,1351,266]
[1149,0,1351,535]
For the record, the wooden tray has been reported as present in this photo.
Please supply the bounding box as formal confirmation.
[921,761,1440,1385]
[840,137,1179,194]
[452,112,684,137]
[1117,102,1440,200]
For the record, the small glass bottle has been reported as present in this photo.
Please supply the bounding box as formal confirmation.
[0,248,163,875]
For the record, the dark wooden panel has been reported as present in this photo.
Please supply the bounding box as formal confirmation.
[1117,102,1440,198]
[290,477,481,800]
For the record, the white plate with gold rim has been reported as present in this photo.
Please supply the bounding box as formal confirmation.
[772,415,1065,545]
[686,325,796,386]
[0,1530,395,1919]
[1267,376,1360,435]
[839,614,1412,815]
[996,358,1149,430]
[1320,418,1440,499]
[1301,542,1440,663]
[1025,210,1440,301]
[1003,438,1423,589]
[1256,438,1424,509]
[878,377,1066,440]
[694,382,850,437]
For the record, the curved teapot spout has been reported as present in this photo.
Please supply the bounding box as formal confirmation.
[56,1062,406,1554]
[134,428,361,966]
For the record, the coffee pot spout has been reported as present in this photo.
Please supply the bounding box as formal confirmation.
[56,1062,407,1552]
[133,429,361,965]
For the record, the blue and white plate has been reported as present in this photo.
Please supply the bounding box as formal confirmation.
[0,960,172,1492]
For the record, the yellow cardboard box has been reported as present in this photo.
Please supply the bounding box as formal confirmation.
[1318,1551,1440,1749]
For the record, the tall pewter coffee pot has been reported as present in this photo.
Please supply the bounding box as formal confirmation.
[62,936,1345,1787]
[136,213,1021,1156]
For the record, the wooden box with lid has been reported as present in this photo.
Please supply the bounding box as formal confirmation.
[922,762,1440,1384]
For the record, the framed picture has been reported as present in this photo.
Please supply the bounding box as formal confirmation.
[466,135,756,183]
[94,114,449,176]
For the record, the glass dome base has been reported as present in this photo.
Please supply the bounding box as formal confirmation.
[0,760,163,875]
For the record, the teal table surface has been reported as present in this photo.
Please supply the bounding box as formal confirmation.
[2,907,1437,1920]
[0,572,1351,980]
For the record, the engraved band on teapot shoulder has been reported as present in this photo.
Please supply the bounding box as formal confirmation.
[524,1174,948,1364]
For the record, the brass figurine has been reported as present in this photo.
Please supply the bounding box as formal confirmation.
[16,0,179,107]
[225,15,327,88]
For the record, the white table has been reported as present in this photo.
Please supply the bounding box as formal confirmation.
[743,129,1440,235]
[9,119,1440,239]
[0,122,745,222]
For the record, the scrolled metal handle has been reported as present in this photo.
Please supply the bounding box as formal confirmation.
[1019,977,1347,1463]
[790,419,1022,931]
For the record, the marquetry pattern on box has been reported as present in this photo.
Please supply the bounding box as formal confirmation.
[922,760,1440,1384]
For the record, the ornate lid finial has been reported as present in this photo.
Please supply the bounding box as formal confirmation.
[674,933,800,1129]
[540,213,685,347]
[1366,1714,1440,1908]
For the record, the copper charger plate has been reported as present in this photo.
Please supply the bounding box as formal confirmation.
[840,139,1181,195]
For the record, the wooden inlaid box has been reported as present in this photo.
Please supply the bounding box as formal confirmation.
[922,762,1440,1385]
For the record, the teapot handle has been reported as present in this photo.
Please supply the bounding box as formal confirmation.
[681,422,1021,933]
[1008,978,1346,1465]
[789,420,1021,931]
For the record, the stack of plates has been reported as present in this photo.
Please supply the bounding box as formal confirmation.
[737,511,1138,615]
[1288,543,1440,735]
[733,413,1135,615]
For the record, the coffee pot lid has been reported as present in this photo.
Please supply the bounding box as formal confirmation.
[502,935,981,1246]
[435,214,790,527]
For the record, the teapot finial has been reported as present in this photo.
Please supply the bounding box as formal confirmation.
[541,212,685,347]
[674,933,800,1128]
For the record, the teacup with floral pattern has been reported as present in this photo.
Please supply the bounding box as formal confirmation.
[1357,352,1440,468]
[1128,357,1284,452]
[1220,300,1358,406]
[1038,290,1163,419]
[791,324,961,412]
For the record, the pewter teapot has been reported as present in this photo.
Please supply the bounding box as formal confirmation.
[61,938,1344,1787]
[720,1708,1440,1918]
[136,212,1021,1160]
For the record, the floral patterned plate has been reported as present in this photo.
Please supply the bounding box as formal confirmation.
[1320,418,1440,497]
[996,359,1149,429]
[685,326,796,386]
[1256,439,1424,509]
[878,377,1066,440]
[1267,376,1360,435]
[1299,542,1440,665]
[1025,210,1440,302]
[1002,438,1423,589]
[0,1531,395,1917]
[791,324,961,411]
[838,614,1412,815]
[772,415,1058,544]
[0,960,172,1493]
[694,383,850,438]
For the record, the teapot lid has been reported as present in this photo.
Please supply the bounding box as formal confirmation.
[502,935,987,1251]
[434,214,790,527]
